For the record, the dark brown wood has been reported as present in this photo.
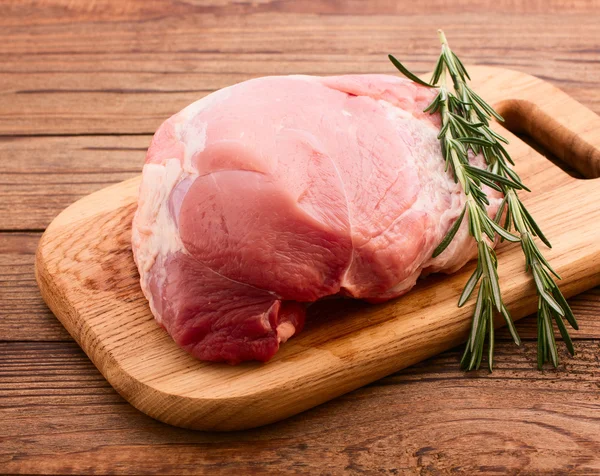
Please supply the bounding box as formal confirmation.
[1,340,600,475]
[3,0,600,22]
[0,136,147,230]
[1,0,600,472]
[0,3,599,135]
[0,233,71,341]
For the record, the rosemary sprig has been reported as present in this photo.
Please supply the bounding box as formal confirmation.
[389,30,578,371]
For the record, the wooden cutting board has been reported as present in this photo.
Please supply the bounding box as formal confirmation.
[35,66,600,431]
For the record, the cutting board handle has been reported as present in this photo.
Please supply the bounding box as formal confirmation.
[488,68,600,179]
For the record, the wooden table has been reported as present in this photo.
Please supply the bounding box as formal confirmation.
[1,1,599,473]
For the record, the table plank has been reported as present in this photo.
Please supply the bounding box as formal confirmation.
[0,233,70,341]
[3,0,599,22]
[1,340,599,475]
[0,136,146,230]
[0,11,598,134]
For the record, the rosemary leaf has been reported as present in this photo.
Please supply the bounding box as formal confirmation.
[543,303,559,367]
[433,205,466,257]
[486,215,520,243]
[501,304,521,346]
[459,264,483,307]
[388,55,434,88]
[518,201,552,248]
[488,310,495,372]
[554,312,575,355]
[552,287,579,330]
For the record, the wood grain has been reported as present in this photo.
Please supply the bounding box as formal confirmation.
[0,4,599,135]
[1,340,600,475]
[35,67,600,430]
[2,0,600,473]
[3,0,600,23]
[0,135,147,230]
[0,233,71,341]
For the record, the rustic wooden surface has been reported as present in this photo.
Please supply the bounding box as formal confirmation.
[1,0,599,473]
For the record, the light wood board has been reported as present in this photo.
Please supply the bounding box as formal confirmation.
[35,66,600,431]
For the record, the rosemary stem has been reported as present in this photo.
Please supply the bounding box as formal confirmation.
[437,29,448,46]
[507,190,527,231]
[388,31,577,370]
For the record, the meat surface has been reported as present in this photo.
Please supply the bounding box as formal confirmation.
[132,74,502,364]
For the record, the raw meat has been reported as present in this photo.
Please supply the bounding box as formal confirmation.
[131,74,502,364]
